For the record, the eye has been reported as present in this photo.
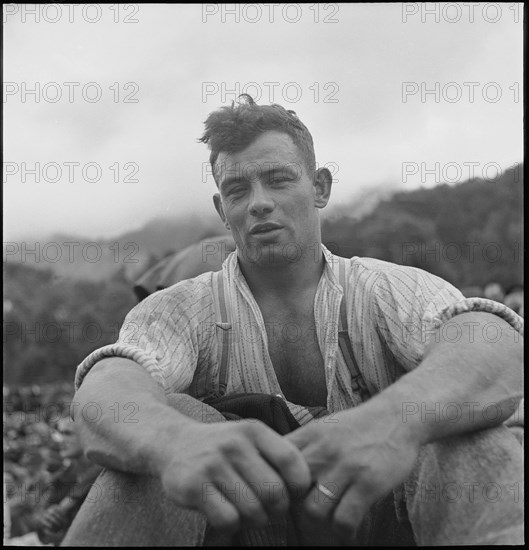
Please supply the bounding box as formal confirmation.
[226,186,245,198]
[269,177,290,185]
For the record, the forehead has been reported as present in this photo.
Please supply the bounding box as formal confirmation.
[214,131,303,184]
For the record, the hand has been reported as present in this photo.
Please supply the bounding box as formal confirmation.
[156,419,311,534]
[37,504,68,531]
[286,405,420,543]
[38,525,67,545]
[57,495,77,514]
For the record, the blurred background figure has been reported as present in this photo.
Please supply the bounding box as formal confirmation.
[133,234,236,302]
[33,416,103,546]
[504,284,524,317]
[483,282,505,303]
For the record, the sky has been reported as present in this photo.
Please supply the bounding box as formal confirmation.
[3,3,523,241]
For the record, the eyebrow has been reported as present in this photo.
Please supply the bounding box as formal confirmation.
[219,175,243,193]
[219,164,299,192]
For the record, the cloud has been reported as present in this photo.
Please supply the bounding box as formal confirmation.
[4,4,523,240]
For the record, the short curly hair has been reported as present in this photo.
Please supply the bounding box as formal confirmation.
[199,94,316,185]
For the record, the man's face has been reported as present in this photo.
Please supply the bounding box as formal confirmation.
[57,418,83,459]
[213,131,330,266]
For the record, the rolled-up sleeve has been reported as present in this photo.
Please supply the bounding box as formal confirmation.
[432,296,524,338]
[372,264,524,372]
[75,341,164,391]
[74,280,212,392]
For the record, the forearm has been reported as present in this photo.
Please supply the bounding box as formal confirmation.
[366,312,523,446]
[73,358,197,476]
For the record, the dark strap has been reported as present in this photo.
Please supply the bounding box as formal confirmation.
[336,257,371,401]
[211,270,231,397]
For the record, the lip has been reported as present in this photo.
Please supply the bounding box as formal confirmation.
[249,223,284,235]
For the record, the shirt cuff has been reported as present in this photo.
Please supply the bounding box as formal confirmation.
[74,343,166,391]
[433,297,524,337]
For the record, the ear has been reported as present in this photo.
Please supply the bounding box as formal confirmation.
[213,193,230,229]
[313,167,332,208]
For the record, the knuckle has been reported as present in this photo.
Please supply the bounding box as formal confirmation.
[304,495,327,520]
[219,437,246,458]
[274,445,299,469]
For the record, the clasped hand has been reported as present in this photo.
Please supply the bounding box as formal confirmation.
[157,408,419,541]
[286,406,421,542]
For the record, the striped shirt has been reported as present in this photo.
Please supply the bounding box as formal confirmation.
[75,245,523,426]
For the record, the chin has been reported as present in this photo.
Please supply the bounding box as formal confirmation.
[244,238,280,259]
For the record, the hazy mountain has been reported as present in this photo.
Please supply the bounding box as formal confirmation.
[4,167,523,385]
[4,213,228,282]
[324,182,399,221]
[4,168,522,288]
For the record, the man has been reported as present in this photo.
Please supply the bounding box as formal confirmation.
[504,284,524,317]
[132,235,236,302]
[35,416,102,545]
[64,96,523,546]
[483,282,505,304]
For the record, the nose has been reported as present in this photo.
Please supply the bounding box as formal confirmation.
[248,182,274,216]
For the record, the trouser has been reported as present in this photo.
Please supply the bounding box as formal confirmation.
[62,394,524,546]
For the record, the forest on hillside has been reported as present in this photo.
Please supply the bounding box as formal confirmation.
[3,265,136,386]
[322,164,523,289]
[3,165,523,386]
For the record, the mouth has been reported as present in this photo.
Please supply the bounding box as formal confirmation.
[249,223,284,235]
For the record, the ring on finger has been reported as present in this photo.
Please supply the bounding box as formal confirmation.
[316,482,339,502]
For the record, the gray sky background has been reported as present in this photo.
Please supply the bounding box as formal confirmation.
[4,3,523,241]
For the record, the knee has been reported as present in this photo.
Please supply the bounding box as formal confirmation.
[403,425,524,545]
[406,424,524,500]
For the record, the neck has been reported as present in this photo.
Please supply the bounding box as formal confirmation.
[238,242,325,301]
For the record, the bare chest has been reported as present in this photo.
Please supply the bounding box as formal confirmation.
[262,309,327,408]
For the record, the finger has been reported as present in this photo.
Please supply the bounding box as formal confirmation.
[49,514,64,529]
[40,517,54,530]
[253,425,312,499]
[199,481,241,534]
[231,449,293,519]
[49,511,64,526]
[286,428,338,482]
[214,470,270,529]
[331,484,372,542]
[303,477,345,523]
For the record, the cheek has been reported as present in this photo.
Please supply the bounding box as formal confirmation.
[286,193,313,216]
[224,202,245,225]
